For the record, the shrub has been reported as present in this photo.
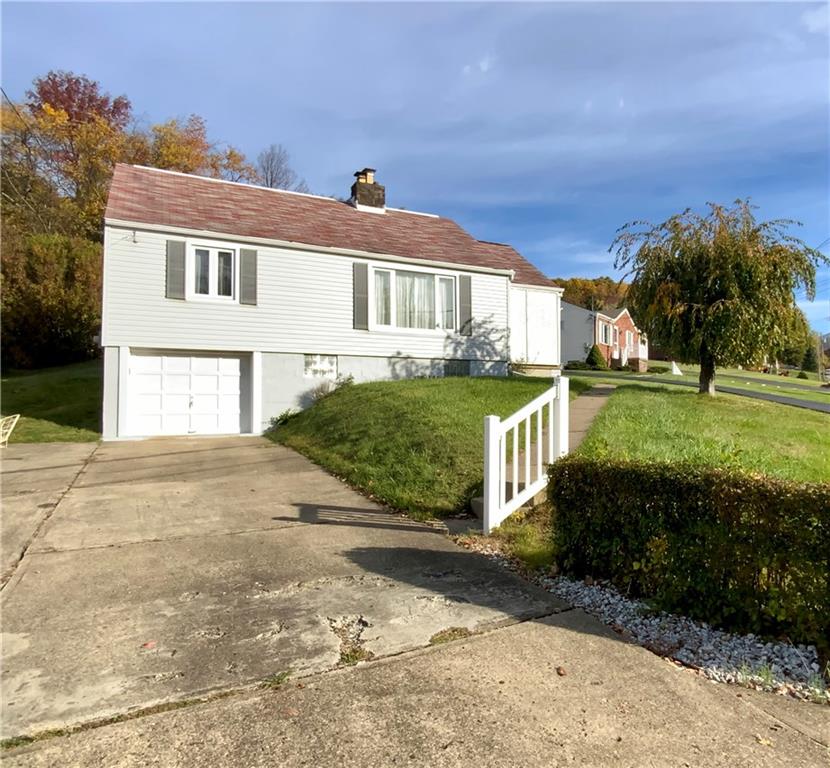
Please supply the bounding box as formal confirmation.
[309,374,355,403]
[797,370,809,380]
[802,345,818,373]
[1,232,102,368]
[648,365,669,374]
[564,360,591,370]
[548,457,830,650]
[585,344,608,369]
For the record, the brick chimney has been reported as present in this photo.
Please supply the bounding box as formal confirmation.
[350,167,385,212]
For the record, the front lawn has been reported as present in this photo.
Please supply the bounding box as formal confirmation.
[571,381,829,483]
[1,360,102,443]
[270,376,590,519]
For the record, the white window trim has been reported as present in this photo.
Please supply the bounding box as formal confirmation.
[599,321,612,346]
[367,262,460,335]
[185,238,241,303]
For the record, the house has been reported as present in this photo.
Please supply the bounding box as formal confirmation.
[101,165,563,439]
[561,302,648,371]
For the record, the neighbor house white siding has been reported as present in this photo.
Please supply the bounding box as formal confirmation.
[102,226,510,361]
[561,302,595,364]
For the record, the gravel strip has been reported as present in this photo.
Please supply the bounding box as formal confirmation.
[456,537,828,705]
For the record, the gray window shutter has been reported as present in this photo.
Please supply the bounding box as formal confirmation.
[458,275,472,336]
[165,240,186,299]
[240,249,257,305]
[353,262,369,330]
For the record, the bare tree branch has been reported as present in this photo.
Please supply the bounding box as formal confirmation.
[256,144,309,193]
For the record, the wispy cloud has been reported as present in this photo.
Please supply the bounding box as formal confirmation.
[3,2,827,328]
[801,5,829,34]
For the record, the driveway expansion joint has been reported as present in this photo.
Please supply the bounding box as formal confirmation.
[1,443,99,590]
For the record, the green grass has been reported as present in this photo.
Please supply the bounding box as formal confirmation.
[1,360,102,443]
[655,361,826,387]
[270,376,591,519]
[573,382,829,483]
[489,504,555,570]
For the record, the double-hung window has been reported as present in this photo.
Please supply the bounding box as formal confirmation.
[600,322,612,345]
[373,267,456,331]
[189,244,236,301]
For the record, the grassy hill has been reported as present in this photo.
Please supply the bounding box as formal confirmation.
[1,360,102,443]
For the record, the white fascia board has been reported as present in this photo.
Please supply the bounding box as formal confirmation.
[513,283,564,294]
[104,219,515,279]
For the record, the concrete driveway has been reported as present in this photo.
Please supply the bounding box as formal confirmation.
[1,437,563,738]
[2,437,827,766]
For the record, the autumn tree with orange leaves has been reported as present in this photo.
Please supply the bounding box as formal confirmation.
[1,70,302,367]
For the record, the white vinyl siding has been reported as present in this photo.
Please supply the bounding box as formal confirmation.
[508,285,560,365]
[102,226,509,361]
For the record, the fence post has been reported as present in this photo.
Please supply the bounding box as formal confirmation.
[483,414,501,533]
[553,376,569,459]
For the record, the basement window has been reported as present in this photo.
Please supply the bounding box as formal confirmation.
[304,354,338,379]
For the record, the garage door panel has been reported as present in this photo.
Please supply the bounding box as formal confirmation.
[133,373,162,393]
[164,414,190,435]
[130,354,163,374]
[136,394,162,412]
[218,413,240,433]
[218,376,240,395]
[127,351,244,437]
[191,394,219,412]
[191,374,220,394]
[138,414,163,434]
[163,373,190,393]
[218,357,240,375]
[191,357,219,374]
[165,393,190,412]
[218,394,240,412]
[164,356,190,373]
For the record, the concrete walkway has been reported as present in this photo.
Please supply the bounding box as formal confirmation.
[569,384,616,450]
[6,612,827,767]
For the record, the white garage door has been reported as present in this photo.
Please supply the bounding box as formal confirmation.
[128,351,242,437]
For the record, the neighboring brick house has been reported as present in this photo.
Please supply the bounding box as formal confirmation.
[561,303,649,371]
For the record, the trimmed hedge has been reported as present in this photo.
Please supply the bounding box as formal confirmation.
[548,457,830,650]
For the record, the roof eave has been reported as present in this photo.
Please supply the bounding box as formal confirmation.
[104,218,516,279]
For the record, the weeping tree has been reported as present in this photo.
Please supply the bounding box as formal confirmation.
[612,201,827,395]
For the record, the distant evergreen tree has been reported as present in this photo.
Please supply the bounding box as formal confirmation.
[586,344,608,369]
[802,344,818,373]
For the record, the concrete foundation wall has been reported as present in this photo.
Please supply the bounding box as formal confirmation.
[259,352,507,431]
[104,346,508,437]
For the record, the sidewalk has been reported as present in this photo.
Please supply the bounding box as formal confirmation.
[569,384,615,450]
[7,610,827,767]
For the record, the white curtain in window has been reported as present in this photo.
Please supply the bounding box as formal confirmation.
[375,271,391,325]
[195,249,210,294]
[438,277,455,329]
[396,271,435,328]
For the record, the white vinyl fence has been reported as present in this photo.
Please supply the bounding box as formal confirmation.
[482,376,569,533]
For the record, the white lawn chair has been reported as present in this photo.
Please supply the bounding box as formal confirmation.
[0,414,20,447]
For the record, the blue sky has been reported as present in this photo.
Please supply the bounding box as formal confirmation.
[3,1,829,331]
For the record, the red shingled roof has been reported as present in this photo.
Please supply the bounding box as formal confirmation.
[105,165,551,287]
